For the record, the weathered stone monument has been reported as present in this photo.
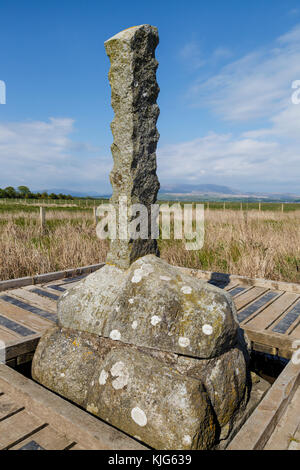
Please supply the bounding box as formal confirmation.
[32,25,251,449]
[105,25,160,269]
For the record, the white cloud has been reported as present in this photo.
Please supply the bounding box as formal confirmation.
[0,118,112,193]
[157,131,300,193]
[179,41,205,69]
[162,24,300,193]
[179,41,232,71]
[187,24,300,122]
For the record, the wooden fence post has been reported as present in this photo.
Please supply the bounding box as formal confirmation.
[40,207,45,231]
[93,206,97,225]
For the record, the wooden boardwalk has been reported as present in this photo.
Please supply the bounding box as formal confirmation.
[0,264,299,366]
[0,264,299,450]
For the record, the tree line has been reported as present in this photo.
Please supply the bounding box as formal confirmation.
[0,186,74,200]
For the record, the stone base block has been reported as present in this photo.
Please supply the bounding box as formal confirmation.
[32,326,250,450]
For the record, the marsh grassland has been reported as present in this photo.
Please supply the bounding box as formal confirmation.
[0,202,299,283]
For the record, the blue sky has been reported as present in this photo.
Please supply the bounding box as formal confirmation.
[1,0,300,194]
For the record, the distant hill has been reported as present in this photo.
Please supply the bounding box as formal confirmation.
[160,184,240,195]
[36,185,300,203]
[158,184,300,203]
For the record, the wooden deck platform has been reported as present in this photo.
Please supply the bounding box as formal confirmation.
[0,264,299,366]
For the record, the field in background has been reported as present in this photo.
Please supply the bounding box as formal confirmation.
[0,200,299,283]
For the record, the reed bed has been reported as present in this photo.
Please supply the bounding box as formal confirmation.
[0,208,299,283]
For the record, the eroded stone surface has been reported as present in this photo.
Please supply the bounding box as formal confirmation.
[32,327,219,449]
[104,25,160,269]
[58,255,239,359]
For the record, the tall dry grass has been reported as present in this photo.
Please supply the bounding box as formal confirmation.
[0,209,299,283]
[161,209,300,283]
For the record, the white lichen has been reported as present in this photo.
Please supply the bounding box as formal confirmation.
[151,315,161,326]
[181,286,192,295]
[110,329,121,340]
[131,407,147,427]
[178,337,190,348]
[99,369,109,385]
[202,324,213,335]
[132,269,143,283]
[110,361,129,390]
[160,276,171,281]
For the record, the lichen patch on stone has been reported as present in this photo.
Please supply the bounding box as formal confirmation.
[178,337,190,348]
[131,407,147,427]
[87,403,99,414]
[181,286,192,295]
[151,315,161,326]
[109,329,121,341]
[202,324,213,335]
[99,369,109,385]
[160,276,171,281]
[132,269,143,283]
[110,361,129,390]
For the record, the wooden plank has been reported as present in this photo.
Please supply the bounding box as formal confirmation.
[0,263,104,293]
[5,336,40,362]
[237,291,281,324]
[0,277,33,293]
[227,285,248,297]
[264,386,300,450]
[0,409,45,449]
[179,266,300,294]
[272,300,300,334]
[0,314,36,337]
[234,287,268,311]
[0,298,53,333]
[243,328,295,358]
[0,295,56,323]
[30,287,60,301]
[252,342,277,356]
[10,425,74,450]
[62,275,87,285]
[0,325,20,343]
[290,320,300,339]
[227,360,300,450]
[35,263,104,284]
[69,443,87,450]
[10,288,57,314]
[0,394,23,421]
[244,292,300,331]
[46,284,66,293]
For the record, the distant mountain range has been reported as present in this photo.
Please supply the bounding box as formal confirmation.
[38,185,300,203]
[159,184,300,202]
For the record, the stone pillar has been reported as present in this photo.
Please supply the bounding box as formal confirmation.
[105,25,160,269]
